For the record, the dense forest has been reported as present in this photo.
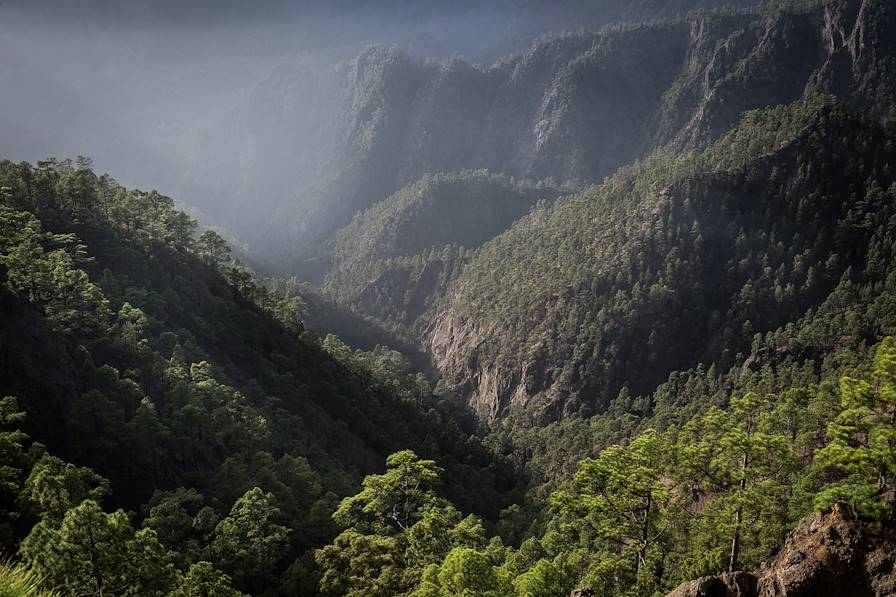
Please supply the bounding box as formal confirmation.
[431,97,896,421]
[0,160,518,595]
[2,104,894,597]
[2,0,896,596]
[323,171,567,332]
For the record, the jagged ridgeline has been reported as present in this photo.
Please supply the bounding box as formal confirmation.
[316,0,896,347]
[429,97,896,421]
[0,160,518,596]
[2,1,896,596]
[197,0,894,275]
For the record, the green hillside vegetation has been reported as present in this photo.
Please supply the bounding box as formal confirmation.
[311,337,896,596]
[432,97,896,421]
[324,171,564,330]
[0,158,518,596]
[2,2,896,595]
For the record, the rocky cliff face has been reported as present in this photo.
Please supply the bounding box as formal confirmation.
[411,0,896,422]
[665,505,896,597]
[176,0,895,280]
[426,96,896,421]
[312,0,893,269]
[654,0,896,151]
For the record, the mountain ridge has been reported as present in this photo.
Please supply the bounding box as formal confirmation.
[425,97,896,420]
[175,0,894,280]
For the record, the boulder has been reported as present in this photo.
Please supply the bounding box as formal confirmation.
[667,572,757,597]
[667,504,896,597]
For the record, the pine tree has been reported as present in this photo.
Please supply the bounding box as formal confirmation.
[316,451,486,597]
[551,430,675,596]
[210,487,290,593]
[679,393,794,573]
[20,499,175,596]
[815,337,896,517]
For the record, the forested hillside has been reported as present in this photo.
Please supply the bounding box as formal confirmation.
[431,97,896,421]
[2,1,896,596]
[0,160,518,596]
[307,0,896,437]
[323,171,565,331]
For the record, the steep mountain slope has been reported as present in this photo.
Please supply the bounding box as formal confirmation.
[323,171,565,330]
[0,159,518,595]
[184,0,894,278]
[427,98,896,420]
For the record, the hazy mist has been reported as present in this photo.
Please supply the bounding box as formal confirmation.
[0,0,761,271]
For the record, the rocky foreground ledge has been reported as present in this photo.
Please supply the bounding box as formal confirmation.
[666,504,896,597]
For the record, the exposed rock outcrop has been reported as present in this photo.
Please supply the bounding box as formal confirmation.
[184,0,895,282]
[420,0,896,421]
[665,572,757,597]
[667,505,896,597]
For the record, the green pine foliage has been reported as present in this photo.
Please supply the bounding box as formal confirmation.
[813,336,896,517]
[317,338,894,596]
[315,450,490,597]
[435,97,896,421]
[2,3,896,594]
[0,562,60,597]
[0,158,517,596]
